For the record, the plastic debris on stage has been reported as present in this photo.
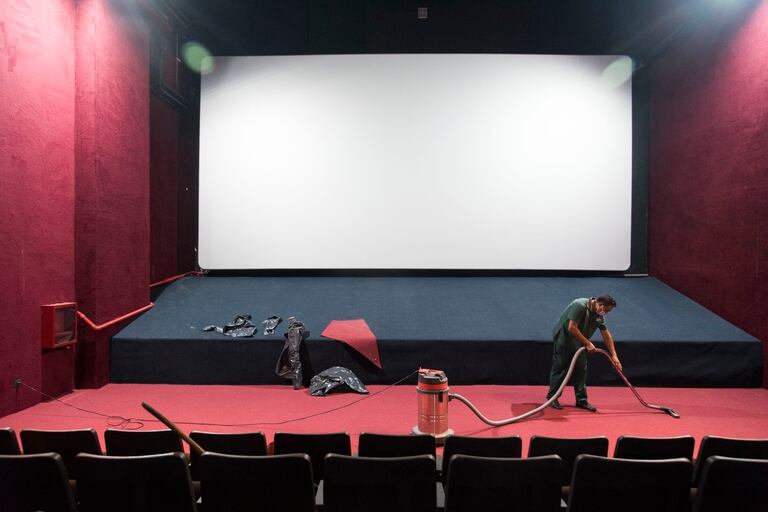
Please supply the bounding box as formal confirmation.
[261,315,282,335]
[276,316,308,389]
[310,366,369,396]
[202,314,258,337]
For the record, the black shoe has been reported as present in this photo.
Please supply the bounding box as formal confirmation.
[576,402,597,412]
[549,399,562,410]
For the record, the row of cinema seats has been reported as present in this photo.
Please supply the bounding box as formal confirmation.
[1,427,767,511]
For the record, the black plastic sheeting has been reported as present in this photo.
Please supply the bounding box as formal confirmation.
[310,366,369,396]
[262,315,282,335]
[202,315,258,338]
[276,317,308,389]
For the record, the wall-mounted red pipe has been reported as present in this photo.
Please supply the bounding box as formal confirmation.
[77,303,154,331]
[78,271,202,331]
[150,270,204,288]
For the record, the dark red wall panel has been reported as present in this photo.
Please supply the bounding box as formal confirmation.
[0,1,77,416]
[150,95,179,283]
[649,2,768,384]
[74,0,150,388]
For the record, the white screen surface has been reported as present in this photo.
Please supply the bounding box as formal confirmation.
[199,54,632,270]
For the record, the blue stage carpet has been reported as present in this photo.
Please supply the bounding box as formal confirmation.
[111,276,761,387]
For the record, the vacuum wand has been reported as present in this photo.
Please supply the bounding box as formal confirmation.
[448,346,679,427]
[141,402,206,455]
[590,347,680,418]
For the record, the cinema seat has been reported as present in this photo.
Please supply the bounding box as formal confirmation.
[20,428,102,478]
[691,455,768,512]
[567,454,692,512]
[528,435,609,487]
[0,427,20,455]
[75,452,197,512]
[358,432,436,458]
[692,435,768,486]
[273,431,351,485]
[323,454,436,512]
[445,454,562,512]
[104,428,183,456]
[613,435,695,461]
[198,452,315,512]
[441,434,522,483]
[188,430,267,480]
[0,453,77,512]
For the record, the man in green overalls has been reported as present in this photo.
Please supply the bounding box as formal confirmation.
[546,295,622,412]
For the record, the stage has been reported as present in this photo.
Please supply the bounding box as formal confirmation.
[110,276,762,387]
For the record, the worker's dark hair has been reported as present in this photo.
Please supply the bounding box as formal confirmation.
[596,295,617,307]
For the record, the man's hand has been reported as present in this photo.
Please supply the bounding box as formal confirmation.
[585,342,596,352]
[610,354,622,371]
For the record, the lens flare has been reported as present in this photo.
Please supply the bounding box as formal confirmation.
[601,56,633,88]
[182,41,215,75]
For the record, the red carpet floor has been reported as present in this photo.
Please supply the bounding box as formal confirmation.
[3,383,767,454]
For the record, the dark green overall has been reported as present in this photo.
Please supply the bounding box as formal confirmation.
[546,298,607,404]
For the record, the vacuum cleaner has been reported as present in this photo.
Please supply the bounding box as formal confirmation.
[413,346,679,439]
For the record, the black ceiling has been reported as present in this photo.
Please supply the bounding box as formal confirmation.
[164,0,718,64]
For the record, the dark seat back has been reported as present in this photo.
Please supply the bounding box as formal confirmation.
[441,435,522,483]
[189,430,267,480]
[198,452,315,512]
[323,454,436,512]
[445,454,562,512]
[528,435,609,485]
[692,456,768,512]
[567,454,692,512]
[0,453,77,512]
[693,435,768,486]
[20,428,102,478]
[273,431,351,484]
[614,435,695,461]
[0,427,20,455]
[358,432,436,458]
[104,428,183,456]
[75,452,197,512]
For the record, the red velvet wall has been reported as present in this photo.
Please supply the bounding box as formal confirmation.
[649,1,768,385]
[0,0,151,416]
[0,1,77,416]
[75,0,150,388]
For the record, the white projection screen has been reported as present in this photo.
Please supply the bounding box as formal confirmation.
[199,54,633,270]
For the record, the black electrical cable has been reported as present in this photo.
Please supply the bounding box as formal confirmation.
[17,381,145,429]
[15,370,419,430]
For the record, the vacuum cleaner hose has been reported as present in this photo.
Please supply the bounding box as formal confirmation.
[449,346,679,427]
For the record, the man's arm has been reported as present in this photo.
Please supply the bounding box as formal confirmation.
[600,328,622,371]
[567,320,596,352]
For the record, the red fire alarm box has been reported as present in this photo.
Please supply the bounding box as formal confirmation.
[41,302,78,349]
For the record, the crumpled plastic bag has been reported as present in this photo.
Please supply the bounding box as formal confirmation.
[276,317,308,389]
[202,314,257,337]
[309,366,369,396]
[262,315,282,335]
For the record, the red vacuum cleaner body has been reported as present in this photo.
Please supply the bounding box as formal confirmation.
[412,368,454,442]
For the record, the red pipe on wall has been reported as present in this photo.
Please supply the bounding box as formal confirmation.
[77,303,154,331]
[77,271,202,331]
[150,270,203,288]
